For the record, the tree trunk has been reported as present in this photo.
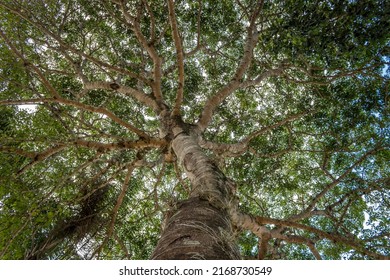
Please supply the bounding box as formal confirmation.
[151,125,240,259]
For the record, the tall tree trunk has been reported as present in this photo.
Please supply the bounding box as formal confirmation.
[151,124,240,259]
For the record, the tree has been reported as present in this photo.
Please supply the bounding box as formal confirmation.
[0,0,389,260]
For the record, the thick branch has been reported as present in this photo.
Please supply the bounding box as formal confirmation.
[230,211,270,237]
[259,216,389,260]
[257,234,270,260]
[119,2,164,104]
[84,81,159,111]
[233,209,388,259]
[196,4,263,132]
[199,110,311,156]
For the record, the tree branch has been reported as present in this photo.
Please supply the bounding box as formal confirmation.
[17,145,67,175]
[199,110,311,156]
[0,98,150,138]
[84,81,159,111]
[232,210,322,260]
[118,1,164,105]
[69,138,166,151]
[94,163,136,258]
[307,242,322,260]
[258,216,389,260]
[0,3,149,84]
[168,0,185,116]
[0,27,61,99]
[196,2,263,132]
[288,146,383,222]
[257,234,270,259]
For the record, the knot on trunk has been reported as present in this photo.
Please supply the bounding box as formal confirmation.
[183,152,196,172]
[109,82,120,90]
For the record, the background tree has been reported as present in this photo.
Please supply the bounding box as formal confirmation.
[0,0,389,259]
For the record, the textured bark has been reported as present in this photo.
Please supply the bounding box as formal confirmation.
[151,123,240,259]
[151,197,240,260]
[170,127,236,207]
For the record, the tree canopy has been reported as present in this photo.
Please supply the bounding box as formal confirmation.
[0,0,389,260]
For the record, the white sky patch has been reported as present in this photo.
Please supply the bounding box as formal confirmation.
[0,194,10,212]
[18,104,38,113]
[363,212,373,230]
[144,115,156,121]
[362,196,380,230]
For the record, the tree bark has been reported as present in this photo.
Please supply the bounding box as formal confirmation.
[150,197,240,259]
[151,124,240,259]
